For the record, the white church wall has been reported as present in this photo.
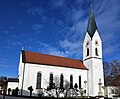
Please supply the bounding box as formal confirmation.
[92,58,104,96]
[92,30,102,58]
[92,30,104,96]
[83,30,102,60]
[18,61,24,95]
[83,30,104,96]
[19,63,88,96]
[84,57,104,96]
[83,32,91,60]
[18,52,24,95]
[83,59,93,96]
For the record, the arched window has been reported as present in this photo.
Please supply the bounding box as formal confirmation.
[36,72,42,89]
[86,48,89,56]
[60,74,64,89]
[70,75,73,89]
[79,76,81,89]
[95,48,98,56]
[49,73,53,89]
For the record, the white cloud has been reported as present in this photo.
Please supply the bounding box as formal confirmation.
[0,59,9,68]
[56,0,120,60]
[21,40,68,57]
[9,26,14,30]
[20,0,120,60]
[32,24,43,34]
[3,31,9,34]
[103,43,120,56]
[28,6,43,16]
[51,0,66,8]
[59,39,83,59]
[59,39,80,50]
[94,0,120,56]
[21,1,43,16]
[45,47,68,57]
[37,41,68,57]
[0,63,9,68]
[5,40,22,49]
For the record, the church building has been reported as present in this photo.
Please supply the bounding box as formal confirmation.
[18,4,104,97]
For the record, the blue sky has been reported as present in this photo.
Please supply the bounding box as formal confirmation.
[0,0,120,77]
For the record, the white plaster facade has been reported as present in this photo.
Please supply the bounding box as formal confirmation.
[83,30,104,96]
[18,58,88,96]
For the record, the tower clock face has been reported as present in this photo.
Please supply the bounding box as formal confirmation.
[95,40,98,46]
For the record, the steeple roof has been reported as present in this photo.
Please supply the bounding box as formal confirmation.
[87,4,98,38]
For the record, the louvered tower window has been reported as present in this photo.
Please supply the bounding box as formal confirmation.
[86,48,89,56]
[95,48,98,56]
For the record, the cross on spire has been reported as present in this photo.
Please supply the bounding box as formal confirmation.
[90,0,92,7]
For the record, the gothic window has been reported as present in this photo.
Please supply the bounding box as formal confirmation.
[86,48,89,56]
[79,76,81,89]
[70,75,73,89]
[95,48,98,56]
[60,74,64,89]
[36,72,42,89]
[49,73,53,89]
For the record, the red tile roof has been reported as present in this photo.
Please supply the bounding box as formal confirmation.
[22,50,88,70]
[108,75,120,86]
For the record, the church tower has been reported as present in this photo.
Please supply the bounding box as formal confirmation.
[83,3,104,96]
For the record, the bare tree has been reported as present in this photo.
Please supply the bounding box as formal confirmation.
[44,75,83,98]
[45,75,64,98]
[45,86,54,97]
[110,60,120,77]
[103,62,112,85]
[118,86,120,96]
[45,75,73,98]
[0,77,7,94]
[104,60,120,97]
[64,80,70,97]
[52,75,61,98]
[103,60,120,85]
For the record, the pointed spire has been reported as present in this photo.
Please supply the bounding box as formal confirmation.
[87,0,98,38]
